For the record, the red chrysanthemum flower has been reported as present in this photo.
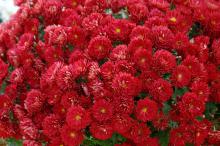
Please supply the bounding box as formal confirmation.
[151,50,176,74]
[42,114,61,139]
[19,117,39,140]
[90,121,113,140]
[100,61,115,81]
[130,26,151,40]
[182,55,201,77]
[171,65,192,87]
[132,48,152,70]
[66,106,91,130]
[56,65,76,91]
[128,3,149,22]
[92,99,113,122]
[128,38,152,55]
[24,89,44,114]
[23,140,41,146]
[135,97,158,122]
[113,96,134,115]
[150,78,173,102]
[88,36,112,60]
[9,67,24,84]
[112,72,141,97]
[60,124,84,146]
[190,81,210,102]
[0,95,12,118]
[178,92,205,119]
[61,91,80,109]
[0,59,8,81]
[151,26,174,50]
[110,45,130,61]
[112,114,133,134]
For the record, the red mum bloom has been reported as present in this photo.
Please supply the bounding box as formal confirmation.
[130,26,151,40]
[56,65,76,91]
[66,106,91,130]
[125,122,151,144]
[112,72,141,97]
[171,65,192,87]
[24,89,44,114]
[132,48,152,70]
[100,61,115,81]
[110,45,130,61]
[42,114,61,139]
[44,25,68,47]
[150,78,173,102]
[88,36,112,60]
[128,38,152,55]
[190,81,210,102]
[182,55,201,77]
[113,96,134,115]
[128,3,149,22]
[178,92,205,119]
[49,137,64,146]
[152,50,176,74]
[92,99,113,122]
[0,95,12,118]
[139,70,160,92]
[82,13,104,33]
[23,140,41,146]
[112,114,133,134]
[151,26,174,50]
[19,117,39,140]
[0,59,8,81]
[60,124,84,146]
[135,98,158,122]
[61,91,80,109]
[68,26,86,47]
[9,67,24,84]
[90,121,113,140]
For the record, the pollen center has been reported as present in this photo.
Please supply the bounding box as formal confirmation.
[70,132,76,138]
[170,17,177,22]
[100,108,106,113]
[75,115,81,121]
[115,28,121,33]
[142,107,147,113]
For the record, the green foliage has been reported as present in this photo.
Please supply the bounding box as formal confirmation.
[6,138,22,146]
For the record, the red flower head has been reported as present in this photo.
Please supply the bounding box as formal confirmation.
[171,65,192,87]
[130,26,151,40]
[112,72,141,97]
[68,26,86,47]
[88,36,112,60]
[24,89,44,114]
[150,78,173,102]
[44,25,68,47]
[60,124,84,146]
[114,96,135,115]
[178,92,205,119]
[135,97,158,122]
[182,55,201,77]
[90,121,113,140]
[132,48,152,70]
[0,59,8,81]
[152,50,176,74]
[128,3,149,22]
[42,114,62,139]
[128,38,152,55]
[151,26,174,50]
[190,81,210,102]
[66,106,91,130]
[113,114,133,134]
[92,99,113,122]
[0,95,12,118]
[23,140,41,146]
[110,45,130,61]
[101,61,115,81]
[56,65,76,91]
[9,67,24,84]
[61,91,80,109]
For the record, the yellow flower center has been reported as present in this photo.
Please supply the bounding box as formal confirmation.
[72,1,77,6]
[70,132,76,138]
[170,17,177,22]
[142,107,147,113]
[100,108,106,113]
[115,28,121,33]
[75,115,81,121]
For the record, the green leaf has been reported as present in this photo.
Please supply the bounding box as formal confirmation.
[162,102,172,115]
[158,129,170,146]
[6,138,22,146]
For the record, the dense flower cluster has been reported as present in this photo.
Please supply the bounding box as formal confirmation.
[0,0,220,146]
